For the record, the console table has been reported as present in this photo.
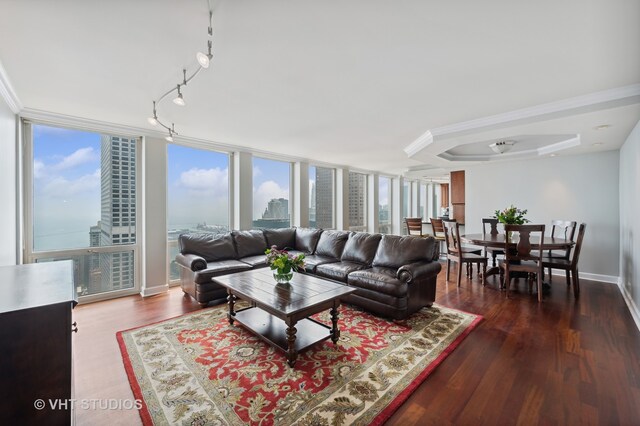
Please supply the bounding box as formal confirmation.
[0,261,76,425]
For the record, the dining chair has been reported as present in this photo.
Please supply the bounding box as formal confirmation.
[482,218,504,267]
[542,223,586,298]
[429,218,447,257]
[499,224,545,302]
[443,220,487,287]
[404,217,424,236]
[546,220,577,280]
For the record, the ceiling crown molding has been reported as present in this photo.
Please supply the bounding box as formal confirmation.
[405,84,640,159]
[0,59,22,113]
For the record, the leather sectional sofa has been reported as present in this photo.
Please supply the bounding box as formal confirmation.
[175,227,441,320]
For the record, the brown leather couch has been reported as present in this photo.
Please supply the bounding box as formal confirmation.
[175,227,441,320]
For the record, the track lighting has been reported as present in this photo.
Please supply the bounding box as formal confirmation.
[147,102,159,125]
[147,1,214,136]
[165,124,176,142]
[173,85,186,106]
[197,40,213,68]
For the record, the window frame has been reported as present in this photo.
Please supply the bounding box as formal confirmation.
[23,120,142,304]
[165,141,232,286]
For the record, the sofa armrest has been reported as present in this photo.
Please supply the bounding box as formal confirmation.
[176,253,207,271]
[397,261,441,283]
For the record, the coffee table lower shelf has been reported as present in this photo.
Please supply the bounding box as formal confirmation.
[233,307,332,360]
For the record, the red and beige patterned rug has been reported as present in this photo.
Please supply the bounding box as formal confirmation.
[117,303,481,425]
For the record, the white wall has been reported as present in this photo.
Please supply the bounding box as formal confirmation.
[465,151,620,279]
[619,119,640,324]
[0,97,16,266]
[141,136,168,296]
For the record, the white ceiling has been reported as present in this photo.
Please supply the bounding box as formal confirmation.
[0,0,639,175]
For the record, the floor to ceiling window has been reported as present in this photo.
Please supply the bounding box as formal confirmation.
[166,144,230,281]
[253,157,291,229]
[378,176,391,234]
[309,166,335,229]
[348,172,367,232]
[26,123,140,300]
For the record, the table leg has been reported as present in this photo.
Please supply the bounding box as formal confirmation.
[227,292,236,325]
[286,321,298,367]
[330,304,341,345]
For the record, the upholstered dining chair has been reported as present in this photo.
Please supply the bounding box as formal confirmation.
[542,223,586,298]
[499,224,545,302]
[482,218,504,267]
[404,217,425,236]
[443,220,487,287]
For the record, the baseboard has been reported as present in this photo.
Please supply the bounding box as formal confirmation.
[618,279,640,332]
[140,284,169,297]
[549,270,618,284]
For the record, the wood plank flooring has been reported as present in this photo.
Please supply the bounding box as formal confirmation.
[73,267,640,425]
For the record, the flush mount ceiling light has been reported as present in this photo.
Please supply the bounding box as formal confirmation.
[148,0,214,141]
[489,140,516,154]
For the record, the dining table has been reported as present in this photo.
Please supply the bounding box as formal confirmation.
[460,233,575,286]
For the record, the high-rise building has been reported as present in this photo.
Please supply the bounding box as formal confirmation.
[99,135,136,293]
[315,168,334,229]
[88,222,102,294]
[309,181,316,227]
[261,198,289,220]
[348,172,366,230]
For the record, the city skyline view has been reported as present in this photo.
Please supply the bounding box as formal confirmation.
[33,125,401,256]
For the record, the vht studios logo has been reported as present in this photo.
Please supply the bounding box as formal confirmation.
[34,398,142,410]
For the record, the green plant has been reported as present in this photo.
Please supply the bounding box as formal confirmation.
[265,246,305,274]
[494,205,530,225]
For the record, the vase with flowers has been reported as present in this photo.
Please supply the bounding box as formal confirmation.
[494,205,530,240]
[265,246,305,284]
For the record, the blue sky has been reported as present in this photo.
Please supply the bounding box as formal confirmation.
[33,125,103,251]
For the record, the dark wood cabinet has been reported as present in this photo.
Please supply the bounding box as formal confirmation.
[450,170,465,204]
[450,170,466,224]
[0,261,76,426]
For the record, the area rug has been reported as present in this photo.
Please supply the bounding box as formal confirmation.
[117,303,481,425]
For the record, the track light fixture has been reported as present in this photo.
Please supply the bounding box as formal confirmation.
[147,101,159,125]
[165,123,176,142]
[173,85,186,106]
[197,40,213,68]
[147,0,214,139]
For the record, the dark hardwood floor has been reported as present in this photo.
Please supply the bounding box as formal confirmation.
[73,267,640,425]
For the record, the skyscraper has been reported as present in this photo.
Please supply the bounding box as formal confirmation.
[99,135,136,292]
[348,172,366,231]
[315,167,334,229]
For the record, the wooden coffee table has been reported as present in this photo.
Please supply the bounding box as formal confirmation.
[212,268,356,367]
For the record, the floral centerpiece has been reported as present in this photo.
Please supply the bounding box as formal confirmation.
[494,205,530,225]
[265,246,305,284]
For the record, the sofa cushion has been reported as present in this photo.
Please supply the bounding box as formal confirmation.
[341,232,382,265]
[303,255,340,273]
[315,230,350,259]
[372,235,437,269]
[315,261,368,283]
[294,227,323,254]
[239,255,267,268]
[347,267,407,298]
[179,233,238,262]
[263,228,296,250]
[232,230,268,258]
[193,260,252,284]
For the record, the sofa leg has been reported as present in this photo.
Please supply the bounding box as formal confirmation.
[198,302,209,308]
